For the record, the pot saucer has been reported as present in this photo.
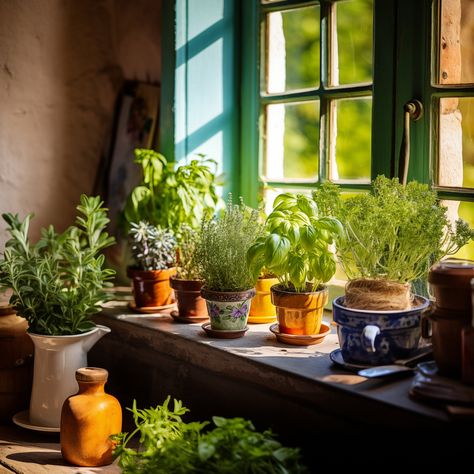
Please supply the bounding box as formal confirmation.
[128,301,176,314]
[269,322,331,346]
[171,310,209,324]
[12,410,60,433]
[329,349,373,372]
[201,322,248,339]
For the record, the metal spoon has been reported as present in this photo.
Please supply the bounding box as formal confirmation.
[358,365,414,378]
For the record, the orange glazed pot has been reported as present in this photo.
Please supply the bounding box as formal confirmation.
[248,277,279,324]
[271,284,328,335]
[128,267,176,308]
[61,367,122,467]
[170,277,208,318]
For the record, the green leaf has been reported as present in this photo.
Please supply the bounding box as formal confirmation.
[288,255,306,290]
[264,234,290,267]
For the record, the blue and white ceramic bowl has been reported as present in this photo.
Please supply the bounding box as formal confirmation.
[332,295,430,365]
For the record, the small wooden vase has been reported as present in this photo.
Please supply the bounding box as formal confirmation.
[60,367,122,467]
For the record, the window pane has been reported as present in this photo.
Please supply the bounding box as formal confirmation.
[440,200,474,261]
[266,6,320,93]
[438,0,474,85]
[438,97,474,188]
[333,0,373,86]
[264,102,320,180]
[330,97,372,182]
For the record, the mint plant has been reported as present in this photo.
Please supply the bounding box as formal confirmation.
[0,195,115,335]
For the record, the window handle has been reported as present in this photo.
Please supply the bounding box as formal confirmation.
[398,100,423,185]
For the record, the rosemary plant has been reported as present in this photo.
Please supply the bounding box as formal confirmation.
[0,195,115,335]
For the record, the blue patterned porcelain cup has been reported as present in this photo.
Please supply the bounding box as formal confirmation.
[332,296,430,365]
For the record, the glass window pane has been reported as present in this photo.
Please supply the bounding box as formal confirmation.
[266,6,320,93]
[438,0,474,85]
[440,200,474,261]
[264,101,320,180]
[332,0,373,86]
[438,97,474,188]
[330,97,372,182]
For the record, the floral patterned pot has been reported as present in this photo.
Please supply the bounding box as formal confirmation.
[333,295,430,365]
[200,287,256,331]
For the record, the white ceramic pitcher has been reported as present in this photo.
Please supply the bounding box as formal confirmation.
[28,324,110,428]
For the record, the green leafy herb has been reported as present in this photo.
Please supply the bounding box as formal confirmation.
[196,194,261,292]
[247,193,343,292]
[123,149,221,235]
[312,176,474,282]
[113,396,307,474]
[176,225,202,280]
[129,222,176,271]
[0,195,115,335]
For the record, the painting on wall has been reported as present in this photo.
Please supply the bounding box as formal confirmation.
[96,81,160,281]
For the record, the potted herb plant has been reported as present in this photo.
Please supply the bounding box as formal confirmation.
[0,195,115,428]
[170,225,208,322]
[128,221,177,309]
[313,176,474,365]
[247,193,342,337]
[196,195,260,334]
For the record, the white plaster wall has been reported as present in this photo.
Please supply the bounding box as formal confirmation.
[0,0,161,248]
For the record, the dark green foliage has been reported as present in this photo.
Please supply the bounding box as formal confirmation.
[0,195,115,335]
[113,397,307,474]
[313,176,474,282]
[123,149,220,235]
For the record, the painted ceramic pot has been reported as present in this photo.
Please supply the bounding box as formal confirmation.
[332,295,430,365]
[201,287,256,331]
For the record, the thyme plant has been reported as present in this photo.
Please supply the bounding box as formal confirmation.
[312,176,474,283]
[196,195,261,292]
[0,195,115,335]
[129,222,176,271]
[175,225,202,280]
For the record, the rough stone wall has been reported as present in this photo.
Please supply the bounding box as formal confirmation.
[0,0,161,248]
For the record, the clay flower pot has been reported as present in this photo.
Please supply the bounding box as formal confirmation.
[170,277,208,319]
[271,285,328,335]
[201,287,256,331]
[128,267,176,309]
[248,277,279,324]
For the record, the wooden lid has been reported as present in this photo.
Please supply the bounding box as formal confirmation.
[76,367,108,383]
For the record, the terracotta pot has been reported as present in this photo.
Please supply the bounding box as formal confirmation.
[128,267,176,308]
[0,305,33,423]
[428,307,471,377]
[428,260,474,312]
[170,277,208,318]
[271,284,328,335]
[201,287,256,330]
[61,367,122,466]
[248,277,279,324]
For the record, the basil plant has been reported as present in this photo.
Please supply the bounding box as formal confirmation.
[247,193,343,293]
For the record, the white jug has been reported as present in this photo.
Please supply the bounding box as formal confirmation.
[28,324,110,428]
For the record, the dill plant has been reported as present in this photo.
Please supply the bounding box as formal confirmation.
[196,195,261,292]
[313,176,474,283]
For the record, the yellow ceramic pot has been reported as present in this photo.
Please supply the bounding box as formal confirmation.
[271,284,328,335]
[249,277,279,323]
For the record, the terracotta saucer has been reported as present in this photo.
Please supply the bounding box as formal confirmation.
[269,322,331,346]
[170,310,209,324]
[128,301,176,314]
[201,322,248,339]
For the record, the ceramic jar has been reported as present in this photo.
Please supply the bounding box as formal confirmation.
[333,296,430,365]
[61,367,122,467]
[0,305,34,423]
[427,260,474,377]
